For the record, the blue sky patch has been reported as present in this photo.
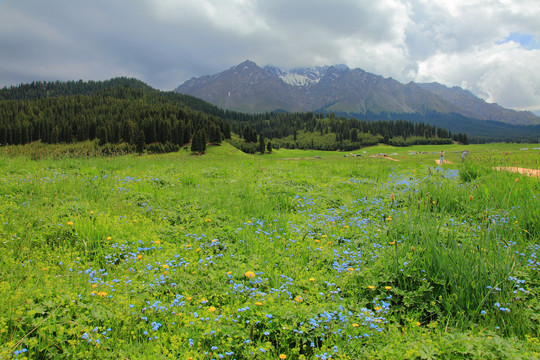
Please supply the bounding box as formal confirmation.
[498,32,540,50]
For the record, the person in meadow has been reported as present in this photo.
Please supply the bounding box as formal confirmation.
[440,150,444,165]
[461,150,468,161]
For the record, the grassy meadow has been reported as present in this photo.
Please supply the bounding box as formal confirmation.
[1,142,540,359]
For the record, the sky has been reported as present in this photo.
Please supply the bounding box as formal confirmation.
[1,0,539,114]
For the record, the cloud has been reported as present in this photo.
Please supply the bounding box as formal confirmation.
[0,0,539,112]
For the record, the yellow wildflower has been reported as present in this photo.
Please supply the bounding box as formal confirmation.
[245,271,256,278]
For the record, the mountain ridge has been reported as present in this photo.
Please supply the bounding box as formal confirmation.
[175,60,540,126]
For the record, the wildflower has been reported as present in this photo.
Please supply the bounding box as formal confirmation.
[137,255,143,259]
[162,264,169,270]
[515,178,519,183]
[294,296,303,303]
[186,296,192,301]
[255,302,263,306]
[106,236,112,240]
[352,323,360,327]
[132,219,137,223]
[416,322,421,326]
[309,278,316,282]
[347,267,355,272]
[245,271,256,278]
[385,286,392,290]
[205,219,211,222]
[98,291,107,297]
[67,221,73,226]
[368,286,375,290]
[154,240,160,245]
[390,193,396,201]
[208,306,216,312]
[279,355,287,359]
[469,195,473,201]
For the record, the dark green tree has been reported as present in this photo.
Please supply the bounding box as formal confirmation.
[209,123,222,144]
[135,128,145,154]
[258,133,265,154]
[266,141,272,153]
[191,129,207,154]
[97,126,108,146]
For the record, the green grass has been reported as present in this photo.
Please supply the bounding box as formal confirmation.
[1,143,539,359]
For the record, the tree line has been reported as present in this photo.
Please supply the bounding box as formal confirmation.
[230,112,465,152]
[0,83,231,153]
[0,78,466,155]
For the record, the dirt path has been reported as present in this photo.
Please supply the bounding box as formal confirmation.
[494,167,540,178]
[434,159,453,165]
[369,155,400,162]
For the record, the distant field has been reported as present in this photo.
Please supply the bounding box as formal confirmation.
[1,143,539,359]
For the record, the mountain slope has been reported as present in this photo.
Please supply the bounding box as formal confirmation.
[175,61,540,126]
[177,60,302,113]
[417,82,539,125]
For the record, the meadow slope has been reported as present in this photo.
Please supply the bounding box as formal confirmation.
[1,143,539,359]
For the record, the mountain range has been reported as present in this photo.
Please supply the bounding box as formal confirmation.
[175,60,540,126]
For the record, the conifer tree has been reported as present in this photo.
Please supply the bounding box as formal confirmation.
[258,133,265,154]
[209,123,221,144]
[200,129,207,153]
[136,128,145,154]
[190,130,200,153]
[97,126,108,146]
[267,141,272,153]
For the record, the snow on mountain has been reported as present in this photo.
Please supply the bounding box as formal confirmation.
[264,65,349,87]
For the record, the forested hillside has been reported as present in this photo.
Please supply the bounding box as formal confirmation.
[0,78,465,154]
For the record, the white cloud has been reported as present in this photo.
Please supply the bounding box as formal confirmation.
[416,43,540,112]
[0,0,539,112]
